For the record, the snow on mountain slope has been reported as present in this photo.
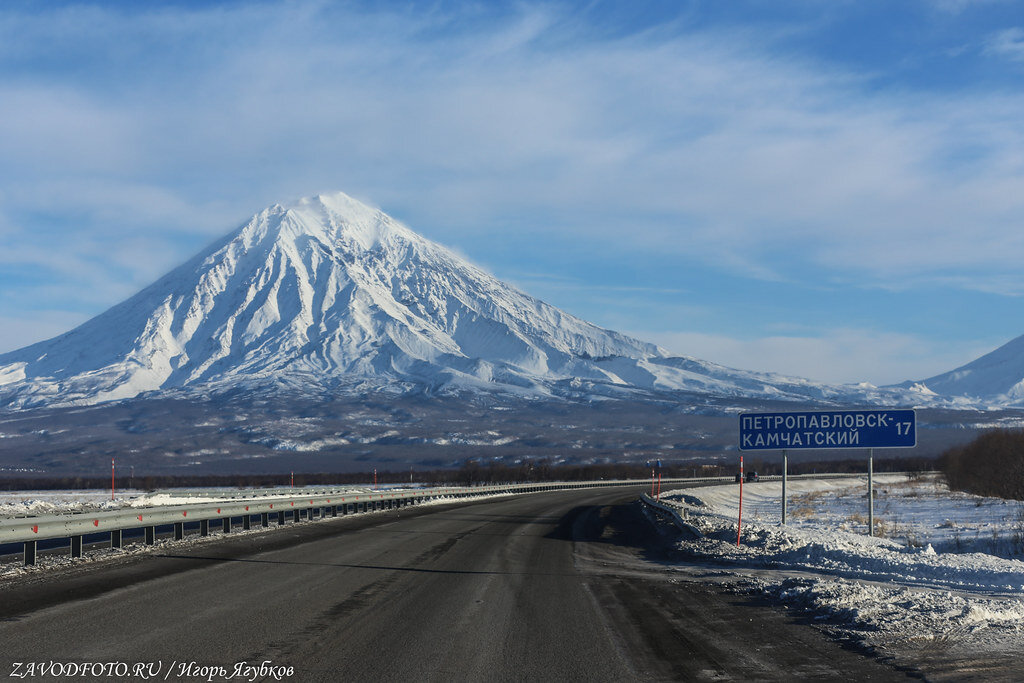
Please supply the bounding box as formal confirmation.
[907,334,1024,405]
[0,192,921,409]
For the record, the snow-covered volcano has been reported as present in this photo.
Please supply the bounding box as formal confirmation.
[908,334,1024,405]
[0,192,905,409]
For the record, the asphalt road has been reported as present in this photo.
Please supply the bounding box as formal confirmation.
[0,487,914,682]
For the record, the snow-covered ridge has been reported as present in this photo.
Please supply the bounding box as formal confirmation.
[0,191,987,409]
[903,334,1024,406]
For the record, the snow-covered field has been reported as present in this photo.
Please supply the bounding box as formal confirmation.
[0,485,388,517]
[0,489,138,516]
[660,475,1024,668]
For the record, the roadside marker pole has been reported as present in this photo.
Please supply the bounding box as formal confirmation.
[868,449,874,537]
[737,456,744,547]
[111,457,115,501]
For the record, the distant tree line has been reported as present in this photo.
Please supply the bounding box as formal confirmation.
[0,455,937,492]
[941,429,1024,501]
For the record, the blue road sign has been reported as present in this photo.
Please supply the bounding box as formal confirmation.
[739,409,916,451]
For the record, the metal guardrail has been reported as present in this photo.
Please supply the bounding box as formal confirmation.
[639,493,703,538]
[0,478,705,566]
[3,472,927,566]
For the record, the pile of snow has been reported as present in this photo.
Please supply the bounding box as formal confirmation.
[0,490,142,516]
[661,475,1024,654]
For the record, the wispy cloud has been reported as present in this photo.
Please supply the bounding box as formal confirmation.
[1,1,1023,378]
[985,27,1024,61]
[2,3,1022,287]
[635,329,999,386]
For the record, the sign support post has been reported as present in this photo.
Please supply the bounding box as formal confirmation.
[781,449,787,525]
[868,449,874,537]
[737,456,744,547]
[739,409,915,536]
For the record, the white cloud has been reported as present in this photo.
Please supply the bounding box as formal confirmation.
[985,27,1024,61]
[933,0,1012,14]
[635,329,999,386]
[1,2,1022,292]
[3,2,1024,363]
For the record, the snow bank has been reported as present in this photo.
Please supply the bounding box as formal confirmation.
[0,490,141,516]
[661,475,1024,653]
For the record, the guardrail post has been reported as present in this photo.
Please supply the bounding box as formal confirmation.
[70,535,83,558]
[111,529,123,549]
[200,519,210,537]
[261,513,269,527]
[145,526,156,545]
[331,505,338,517]
[243,515,251,530]
[222,518,231,533]
[277,511,285,525]
[174,522,184,540]
[24,540,37,566]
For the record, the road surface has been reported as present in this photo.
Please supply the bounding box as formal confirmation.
[0,487,913,681]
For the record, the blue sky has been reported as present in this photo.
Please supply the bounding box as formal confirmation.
[2,0,1023,384]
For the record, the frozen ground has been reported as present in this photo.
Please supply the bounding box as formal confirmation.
[659,474,1024,678]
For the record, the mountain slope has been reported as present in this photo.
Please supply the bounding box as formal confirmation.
[0,191,926,410]
[910,334,1024,404]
